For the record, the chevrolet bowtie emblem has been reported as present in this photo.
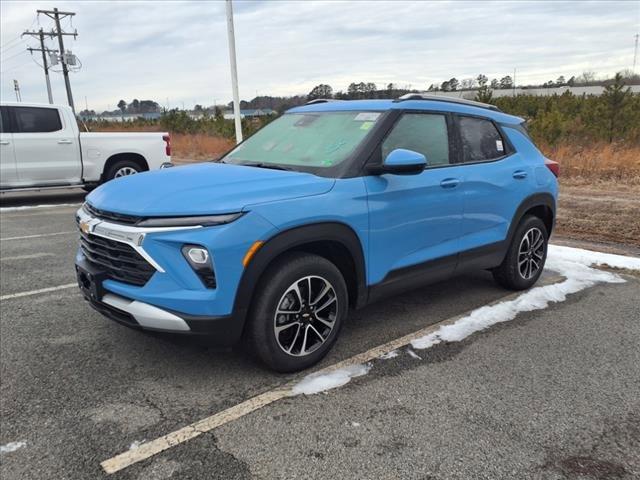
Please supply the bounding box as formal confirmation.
[79,220,91,234]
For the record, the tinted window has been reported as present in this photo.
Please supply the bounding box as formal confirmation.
[382,114,449,166]
[14,107,62,133]
[0,107,8,133]
[459,116,505,162]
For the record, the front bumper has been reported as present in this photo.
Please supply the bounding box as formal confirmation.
[78,272,243,344]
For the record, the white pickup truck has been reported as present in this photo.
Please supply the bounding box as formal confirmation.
[0,102,172,192]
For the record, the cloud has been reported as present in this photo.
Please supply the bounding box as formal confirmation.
[1,0,638,111]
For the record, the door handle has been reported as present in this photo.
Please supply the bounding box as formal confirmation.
[513,170,528,179]
[0,140,9,145]
[440,178,460,189]
[57,139,73,144]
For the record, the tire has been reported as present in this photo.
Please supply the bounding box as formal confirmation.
[245,252,348,372]
[492,215,548,290]
[105,160,142,181]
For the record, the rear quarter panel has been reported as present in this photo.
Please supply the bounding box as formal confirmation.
[79,132,170,181]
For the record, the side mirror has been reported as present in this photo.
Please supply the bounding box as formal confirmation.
[378,149,427,175]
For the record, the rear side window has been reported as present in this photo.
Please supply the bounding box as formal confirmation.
[14,107,62,133]
[459,116,505,163]
[0,107,8,133]
[382,113,450,166]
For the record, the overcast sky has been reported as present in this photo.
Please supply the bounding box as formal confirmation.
[1,0,638,112]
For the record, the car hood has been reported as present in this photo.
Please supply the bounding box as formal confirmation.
[87,163,335,216]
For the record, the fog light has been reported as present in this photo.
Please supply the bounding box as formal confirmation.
[187,247,209,264]
[182,244,216,289]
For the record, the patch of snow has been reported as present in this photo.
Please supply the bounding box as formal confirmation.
[406,349,422,360]
[292,363,372,396]
[129,440,146,450]
[411,245,632,350]
[549,245,640,271]
[0,203,81,212]
[350,421,361,427]
[379,350,399,360]
[290,246,640,397]
[0,441,26,454]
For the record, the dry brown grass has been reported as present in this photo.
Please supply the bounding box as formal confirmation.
[88,124,234,162]
[539,142,640,185]
[91,123,640,182]
[170,134,234,163]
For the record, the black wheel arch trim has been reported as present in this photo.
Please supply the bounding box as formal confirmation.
[231,221,368,331]
[507,192,556,243]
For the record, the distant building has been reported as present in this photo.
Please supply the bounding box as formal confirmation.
[223,108,276,120]
[80,112,162,122]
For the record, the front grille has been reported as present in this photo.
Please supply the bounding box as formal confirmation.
[84,203,142,225]
[79,231,155,286]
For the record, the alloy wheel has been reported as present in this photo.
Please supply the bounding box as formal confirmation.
[518,227,545,280]
[114,166,138,177]
[273,275,338,356]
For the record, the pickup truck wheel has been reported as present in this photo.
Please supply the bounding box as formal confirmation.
[492,215,548,290]
[246,252,348,372]
[106,160,141,181]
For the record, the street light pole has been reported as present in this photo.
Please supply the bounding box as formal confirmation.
[225,0,243,143]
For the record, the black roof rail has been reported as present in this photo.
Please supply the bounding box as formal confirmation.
[305,98,344,105]
[394,93,502,112]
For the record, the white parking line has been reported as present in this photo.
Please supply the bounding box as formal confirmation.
[0,203,81,213]
[100,278,562,475]
[0,231,76,241]
[1,253,55,261]
[0,283,77,301]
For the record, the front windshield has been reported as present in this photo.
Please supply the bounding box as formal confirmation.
[224,111,381,169]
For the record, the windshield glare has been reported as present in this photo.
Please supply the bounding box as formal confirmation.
[225,111,381,170]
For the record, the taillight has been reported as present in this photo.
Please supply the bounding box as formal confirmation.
[545,158,559,177]
[162,134,171,156]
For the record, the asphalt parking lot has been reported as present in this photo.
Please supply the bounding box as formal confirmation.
[1,190,639,480]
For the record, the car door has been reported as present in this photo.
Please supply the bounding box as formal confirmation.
[364,112,465,290]
[10,105,82,186]
[455,115,529,259]
[0,106,18,187]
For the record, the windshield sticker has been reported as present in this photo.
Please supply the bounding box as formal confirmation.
[360,121,374,131]
[496,140,504,152]
[354,112,380,122]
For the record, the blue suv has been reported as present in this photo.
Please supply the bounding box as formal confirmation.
[75,94,558,371]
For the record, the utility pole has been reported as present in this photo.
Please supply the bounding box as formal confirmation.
[634,34,639,74]
[37,8,77,113]
[23,28,56,104]
[225,0,243,143]
[13,80,22,101]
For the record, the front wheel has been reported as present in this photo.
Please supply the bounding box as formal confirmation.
[245,252,348,372]
[492,215,548,290]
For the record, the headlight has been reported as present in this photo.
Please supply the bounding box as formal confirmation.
[136,212,243,228]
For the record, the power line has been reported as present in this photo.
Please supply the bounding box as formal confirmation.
[0,60,33,74]
[1,49,28,64]
[0,35,24,51]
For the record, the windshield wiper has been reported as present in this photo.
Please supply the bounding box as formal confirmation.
[240,162,293,171]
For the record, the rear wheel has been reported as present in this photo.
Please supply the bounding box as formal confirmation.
[492,215,548,290]
[245,252,348,372]
[105,160,142,181]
